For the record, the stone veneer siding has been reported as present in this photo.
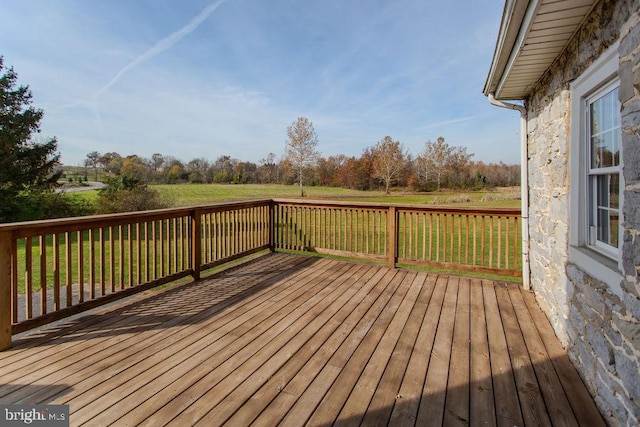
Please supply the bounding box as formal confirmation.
[525,0,639,425]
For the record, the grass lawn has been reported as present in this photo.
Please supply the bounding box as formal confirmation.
[66,183,521,208]
[154,184,522,208]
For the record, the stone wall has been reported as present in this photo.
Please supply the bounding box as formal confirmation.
[525,0,639,425]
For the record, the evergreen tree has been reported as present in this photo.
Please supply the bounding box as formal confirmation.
[0,57,61,222]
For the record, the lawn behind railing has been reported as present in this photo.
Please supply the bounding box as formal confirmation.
[0,199,521,350]
[272,200,521,275]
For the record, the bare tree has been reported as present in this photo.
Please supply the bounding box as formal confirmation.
[259,152,277,183]
[151,153,164,172]
[186,157,211,183]
[85,151,101,181]
[285,117,319,196]
[371,136,406,194]
[416,136,472,191]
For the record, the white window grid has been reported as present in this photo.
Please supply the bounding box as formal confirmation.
[585,82,621,258]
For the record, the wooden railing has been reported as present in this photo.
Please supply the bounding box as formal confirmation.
[0,198,521,350]
[272,200,521,275]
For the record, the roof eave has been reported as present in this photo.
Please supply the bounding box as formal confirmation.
[484,0,601,101]
[483,0,531,98]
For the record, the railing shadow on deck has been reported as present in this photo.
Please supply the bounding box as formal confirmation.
[9,253,319,348]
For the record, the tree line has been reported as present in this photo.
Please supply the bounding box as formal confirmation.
[80,136,519,193]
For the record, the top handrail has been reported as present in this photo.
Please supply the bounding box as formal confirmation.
[272,198,521,216]
[0,199,273,237]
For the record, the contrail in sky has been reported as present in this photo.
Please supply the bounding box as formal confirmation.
[94,0,228,98]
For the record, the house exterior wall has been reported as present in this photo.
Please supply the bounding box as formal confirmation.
[525,0,639,425]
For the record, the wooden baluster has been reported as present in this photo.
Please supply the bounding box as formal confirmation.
[242,207,247,252]
[78,230,84,302]
[100,228,106,296]
[383,210,388,255]
[214,211,220,260]
[39,235,47,315]
[473,216,478,266]
[89,229,95,299]
[489,216,494,268]
[497,217,502,269]
[420,212,425,261]
[11,237,18,324]
[514,217,519,272]
[402,212,413,259]
[127,224,133,286]
[436,214,441,262]
[429,213,433,261]
[137,223,143,284]
[51,233,60,311]
[235,209,240,254]
[204,213,210,264]
[118,225,124,289]
[66,233,73,307]
[364,209,369,254]
[179,217,184,272]
[457,215,462,265]
[481,216,486,267]
[229,210,235,255]
[160,220,166,278]
[248,207,252,251]
[110,226,116,292]
[225,209,230,257]
[465,215,470,265]
[214,211,219,259]
[284,207,289,250]
[449,214,454,264]
[144,222,150,283]
[505,217,509,270]
[25,237,33,319]
[167,218,173,274]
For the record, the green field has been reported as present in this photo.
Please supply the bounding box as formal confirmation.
[68,184,521,209]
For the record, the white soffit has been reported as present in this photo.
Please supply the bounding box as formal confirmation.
[485,0,599,100]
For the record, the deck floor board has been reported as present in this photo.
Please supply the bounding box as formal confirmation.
[0,253,604,426]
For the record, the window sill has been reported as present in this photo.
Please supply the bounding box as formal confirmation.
[568,245,624,298]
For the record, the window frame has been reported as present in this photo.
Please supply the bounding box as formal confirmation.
[568,42,625,289]
[586,82,621,258]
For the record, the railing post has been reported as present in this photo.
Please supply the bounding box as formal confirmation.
[0,231,12,350]
[388,206,397,269]
[269,201,276,252]
[191,209,202,281]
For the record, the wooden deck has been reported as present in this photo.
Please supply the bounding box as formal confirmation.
[0,253,604,426]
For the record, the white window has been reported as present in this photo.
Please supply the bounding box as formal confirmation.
[586,83,621,257]
[569,42,624,289]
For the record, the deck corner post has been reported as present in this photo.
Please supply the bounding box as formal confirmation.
[388,206,397,269]
[0,230,13,350]
[191,209,202,281]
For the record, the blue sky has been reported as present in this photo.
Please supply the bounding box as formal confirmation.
[0,0,522,166]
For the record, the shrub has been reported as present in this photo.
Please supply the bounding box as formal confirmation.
[446,194,471,203]
[480,192,521,202]
[96,176,169,214]
[1,191,94,222]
